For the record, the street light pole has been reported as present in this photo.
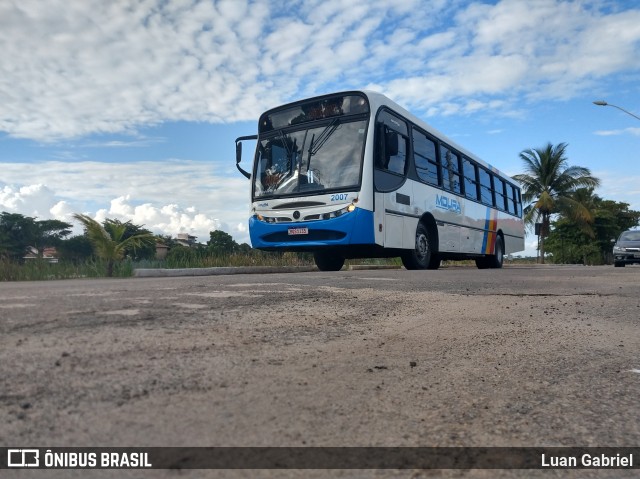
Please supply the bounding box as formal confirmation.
[593,100,640,121]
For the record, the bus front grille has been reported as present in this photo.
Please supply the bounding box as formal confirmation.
[262,230,347,243]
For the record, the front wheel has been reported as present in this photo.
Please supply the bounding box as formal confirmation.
[401,223,440,270]
[314,251,345,271]
[614,262,625,268]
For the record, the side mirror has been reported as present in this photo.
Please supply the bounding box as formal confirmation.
[236,142,242,165]
[234,135,257,180]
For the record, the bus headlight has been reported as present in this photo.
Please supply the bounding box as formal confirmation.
[254,214,276,223]
[323,203,356,220]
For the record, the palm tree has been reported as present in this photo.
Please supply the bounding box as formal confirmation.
[567,187,599,237]
[73,214,156,276]
[513,143,600,263]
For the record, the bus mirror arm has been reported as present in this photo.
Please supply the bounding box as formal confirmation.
[235,135,257,179]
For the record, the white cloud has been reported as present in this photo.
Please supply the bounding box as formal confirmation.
[2,0,639,141]
[0,160,252,244]
[92,196,227,243]
[594,127,640,137]
[593,170,640,213]
[0,184,57,218]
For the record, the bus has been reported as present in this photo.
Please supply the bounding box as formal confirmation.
[235,90,524,271]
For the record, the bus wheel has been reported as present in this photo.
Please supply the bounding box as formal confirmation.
[314,251,345,271]
[402,223,439,270]
[489,235,504,268]
[475,257,489,269]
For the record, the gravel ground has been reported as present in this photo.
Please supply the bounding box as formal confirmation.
[1,265,639,479]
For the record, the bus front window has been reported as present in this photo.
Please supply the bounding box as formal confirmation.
[253,119,366,198]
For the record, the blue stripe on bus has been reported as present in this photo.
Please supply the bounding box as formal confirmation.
[481,207,491,253]
[249,207,375,249]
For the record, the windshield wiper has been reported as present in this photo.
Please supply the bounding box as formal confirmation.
[308,118,340,157]
[305,118,340,179]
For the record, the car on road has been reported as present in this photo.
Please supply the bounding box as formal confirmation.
[613,229,640,267]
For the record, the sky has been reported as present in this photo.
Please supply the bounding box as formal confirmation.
[1,0,640,257]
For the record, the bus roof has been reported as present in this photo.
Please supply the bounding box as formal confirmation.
[262,89,517,186]
[359,90,509,180]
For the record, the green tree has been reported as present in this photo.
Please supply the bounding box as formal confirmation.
[545,218,599,264]
[33,219,72,255]
[57,235,94,262]
[73,214,156,276]
[544,192,640,264]
[157,235,178,249]
[103,219,156,260]
[237,242,253,254]
[0,212,36,259]
[0,212,71,260]
[207,230,238,256]
[593,199,640,262]
[513,143,600,263]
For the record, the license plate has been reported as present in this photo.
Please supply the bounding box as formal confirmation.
[288,227,308,236]
[634,253,640,258]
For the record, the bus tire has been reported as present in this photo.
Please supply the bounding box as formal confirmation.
[402,223,440,270]
[476,235,504,269]
[314,251,345,271]
[475,257,490,269]
[489,235,504,269]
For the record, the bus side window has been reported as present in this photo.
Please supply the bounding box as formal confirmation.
[515,188,523,217]
[439,144,461,194]
[386,130,407,175]
[376,125,407,175]
[413,130,439,186]
[479,168,493,206]
[374,121,409,192]
[506,184,516,215]
[463,158,479,201]
[494,177,506,211]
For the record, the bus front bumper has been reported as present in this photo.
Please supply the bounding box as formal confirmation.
[249,208,374,250]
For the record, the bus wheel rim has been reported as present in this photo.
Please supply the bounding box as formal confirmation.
[416,233,428,258]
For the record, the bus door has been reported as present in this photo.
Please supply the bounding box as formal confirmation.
[373,112,413,249]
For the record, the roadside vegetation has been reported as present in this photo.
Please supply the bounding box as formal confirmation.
[1,141,638,280]
[0,213,318,281]
[514,142,640,265]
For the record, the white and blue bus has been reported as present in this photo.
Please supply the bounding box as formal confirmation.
[235,90,524,271]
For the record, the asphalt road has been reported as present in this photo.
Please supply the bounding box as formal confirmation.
[1,265,639,479]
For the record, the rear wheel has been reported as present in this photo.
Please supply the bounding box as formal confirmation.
[475,257,490,269]
[614,262,625,268]
[314,251,345,271]
[476,235,504,269]
[402,222,440,270]
[489,235,504,269]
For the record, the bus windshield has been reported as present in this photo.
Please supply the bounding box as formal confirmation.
[253,118,366,199]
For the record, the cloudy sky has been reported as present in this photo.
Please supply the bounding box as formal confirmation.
[1,0,639,256]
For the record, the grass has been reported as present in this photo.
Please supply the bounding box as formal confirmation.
[1,253,538,281]
[0,252,314,281]
[0,258,135,281]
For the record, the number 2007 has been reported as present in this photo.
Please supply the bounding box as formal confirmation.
[330,194,349,201]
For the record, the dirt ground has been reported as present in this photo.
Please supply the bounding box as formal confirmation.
[1,265,639,478]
